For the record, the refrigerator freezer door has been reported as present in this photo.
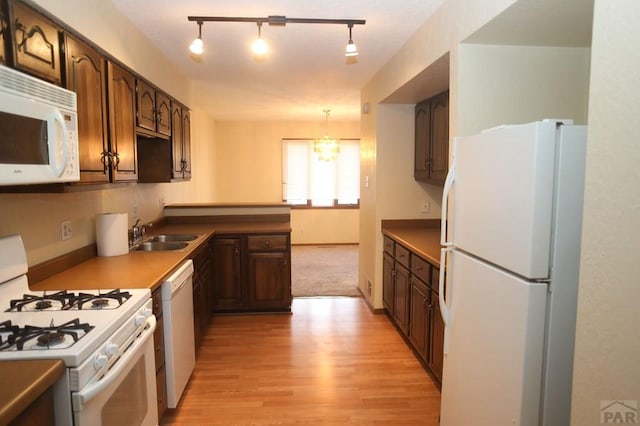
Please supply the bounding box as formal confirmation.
[451,121,558,279]
[440,250,547,426]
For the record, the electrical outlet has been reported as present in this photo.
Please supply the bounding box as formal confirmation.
[420,200,430,214]
[61,220,72,240]
[367,280,372,295]
[132,202,138,217]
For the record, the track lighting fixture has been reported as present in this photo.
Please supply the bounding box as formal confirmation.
[187,15,365,60]
[345,23,358,57]
[189,21,204,55]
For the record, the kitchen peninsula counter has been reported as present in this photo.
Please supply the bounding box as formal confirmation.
[0,360,65,424]
[30,203,291,293]
[381,219,441,267]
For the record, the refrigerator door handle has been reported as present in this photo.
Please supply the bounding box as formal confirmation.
[439,247,453,354]
[440,162,456,247]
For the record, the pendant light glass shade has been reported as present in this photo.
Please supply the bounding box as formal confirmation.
[314,110,340,161]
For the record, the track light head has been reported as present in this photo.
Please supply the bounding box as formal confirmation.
[251,22,269,59]
[345,24,358,57]
[189,21,204,55]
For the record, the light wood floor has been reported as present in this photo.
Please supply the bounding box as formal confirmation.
[161,297,441,425]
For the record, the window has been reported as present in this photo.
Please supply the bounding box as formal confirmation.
[282,139,360,207]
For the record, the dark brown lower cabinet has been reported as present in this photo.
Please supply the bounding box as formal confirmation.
[382,235,444,385]
[393,264,410,335]
[212,234,292,313]
[151,288,167,420]
[191,242,213,349]
[428,268,445,383]
[409,277,429,360]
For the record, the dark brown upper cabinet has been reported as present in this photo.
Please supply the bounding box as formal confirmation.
[136,79,171,137]
[107,62,138,182]
[171,102,191,180]
[414,90,449,185]
[64,34,109,184]
[7,0,61,84]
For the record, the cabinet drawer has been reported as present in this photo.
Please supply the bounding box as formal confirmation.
[411,254,430,284]
[248,235,287,251]
[383,236,395,255]
[395,244,410,268]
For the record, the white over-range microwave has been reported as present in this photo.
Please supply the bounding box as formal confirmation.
[0,64,79,185]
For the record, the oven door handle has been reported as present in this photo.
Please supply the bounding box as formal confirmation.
[72,315,156,410]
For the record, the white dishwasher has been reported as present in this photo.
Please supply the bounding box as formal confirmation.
[161,259,196,408]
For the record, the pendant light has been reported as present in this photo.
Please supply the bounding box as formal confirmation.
[314,109,340,162]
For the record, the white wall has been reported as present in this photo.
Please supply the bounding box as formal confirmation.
[212,119,361,245]
[571,1,640,423]
[457,44,591,136]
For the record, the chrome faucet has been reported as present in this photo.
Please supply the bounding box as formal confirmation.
[129,219,154,248]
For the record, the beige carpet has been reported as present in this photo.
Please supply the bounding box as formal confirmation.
[291,244,360,297]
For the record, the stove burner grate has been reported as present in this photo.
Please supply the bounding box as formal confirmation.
[71,289,132,310]
[9,318,94,350]
[7,290,75,312]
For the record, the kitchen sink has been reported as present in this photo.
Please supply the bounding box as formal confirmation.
[132,241,189,251]
[147,234,198,243]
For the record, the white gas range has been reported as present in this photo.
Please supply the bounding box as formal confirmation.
[0,235,158,426]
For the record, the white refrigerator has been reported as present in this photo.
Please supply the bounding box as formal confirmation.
[438,120,587,426]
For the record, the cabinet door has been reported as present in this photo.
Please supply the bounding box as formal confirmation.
[408,276,429,361]
[429,91,449,183]
[247,251,290,310]
[428,287,445,384]
[65,34,109,184]
[393,263,410,335]
[155,91,171,136]
[107,62,137,182]
[171,103,183,179]
[382,253,394,313]
[192,276,202,349]
[8,0,61,84]
[136,79,156,132]
[181,109,192,179]
[414,99,431,181]
[212,238,243,311]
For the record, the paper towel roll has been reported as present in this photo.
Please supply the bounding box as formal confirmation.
[96,213,129,257]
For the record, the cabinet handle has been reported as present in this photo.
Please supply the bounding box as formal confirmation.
[264,240,270,247]
[112,152,120,167]
[234,247,239,255]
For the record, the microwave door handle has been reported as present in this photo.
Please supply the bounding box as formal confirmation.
[50,112,68,177]
[71,315,156,411]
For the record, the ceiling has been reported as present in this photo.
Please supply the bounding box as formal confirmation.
[110,0,444,122]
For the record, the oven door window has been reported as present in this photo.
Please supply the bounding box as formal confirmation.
[72,331,158,426]
[0,111,48,164]
[102,355,148,425]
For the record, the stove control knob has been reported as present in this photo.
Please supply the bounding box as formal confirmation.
[140,307,152,318]
[105,342,119,357]
[135,314,146,326]
[94,354,108,371]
